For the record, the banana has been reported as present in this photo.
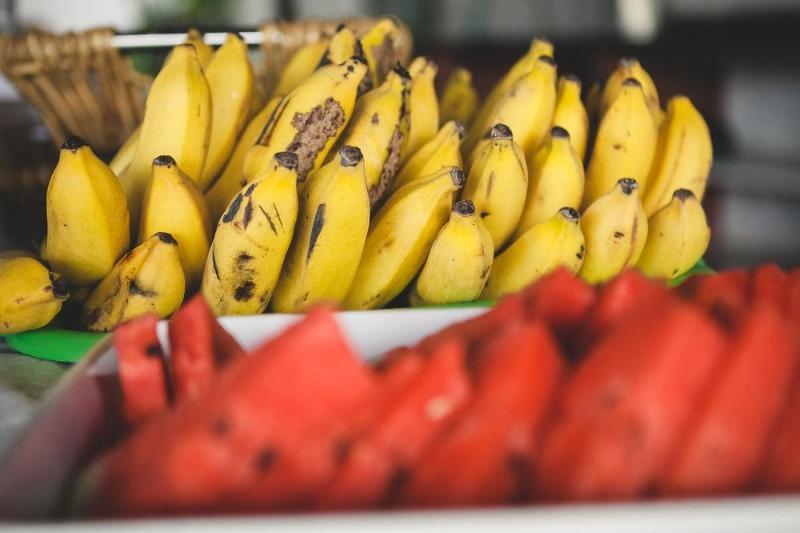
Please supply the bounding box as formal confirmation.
[461,123,528,249]
[199,33,255,189]
[185,28,214,68]
[120,44,211,232]
[359,17,404,91]
[403,57,439,161]
[515,126,584,238]
[390,120,465,192]
[642,96,713,216]
[139,155,211,289]
[81,232,185,332]
[320,25,361,68]
[201,152,299,316]
[271,41,329,98]
[578,178,648,284]
[0,255,69,334]
[637,189,710,280]
[439,67,479,127]
[109,126,139,177]
[410,199,493,306]
[343,166,466,310]
[482,207,584,300]
[552,74,589,160]
[271,146,370,312]
[45,136,130,286]
[601,57,662,124]
[242,56,367,185]
[583,78,657,208]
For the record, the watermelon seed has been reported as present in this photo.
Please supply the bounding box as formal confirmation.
[210,417,230,437]
[383,467,410,506]
[145,343,162,357]
[333,438,353,465]
[255,448,278,473]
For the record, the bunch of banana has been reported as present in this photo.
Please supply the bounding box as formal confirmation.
[439,67,479,126]
[272,146,370,312]
[404,57,439,160]
[391,120,465,192]
[410,199,494,306]
[202,152,300,316]
[0,253,69,334]
[552,75,589,161]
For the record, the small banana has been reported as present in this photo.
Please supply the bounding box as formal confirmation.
[578,178,648,285]
[0,255,69,334]
[515,126,584,238]
[461,123,528,249]
[583,78,657,208]
[319,25,361,68]
[552,74,589,160]
[109,126,139,177]
[271,40,329,98]
[343,166,466,310]
[601,57,662,124]
[185,28,214,68]
[139,155,211,289]
[201,152,299,316]
[483,207,584,300]
[637,189,710,280]
[81,232,185,332]
[45,136,130,286]
[359,17,405,91]
[642,96,713,216]
[391,120,465,192]
[410,199,493,306]
[403,57,439,161]
[272,146,370,312]
[439,67,479,127]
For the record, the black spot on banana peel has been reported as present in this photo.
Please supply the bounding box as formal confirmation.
[453,199,475,216]
[559,207,580,223]
[259,205,278,235]
[223,194,244,223]
[454,121,467,140]
[61,136,86,151]
[622,77,642,88]
[48,272,70,300]
[340,145,363,167]
[393,61,411,80]
[153,155,175,167]
[275,151,299,170]
[288,98,346,182]
[272,202,285,229]
[576,244,586,260]
[156,232,178,244]
[234,280,256,301]
[551,126,570,139]
[211,248,221,280]
[307,203,326,263]
[537,55,556,66]
[618,178,638,195]
[129,280,158,297]
[242,199,254,229]
[244,182,257,196]
[450,167,466,188]
[487,123,513,140]
[673,188,695,201]
[237,252,253,264]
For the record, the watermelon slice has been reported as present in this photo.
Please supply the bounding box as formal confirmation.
[756,380,800,492]
[519,267,596,339]
[681,269,749,329]
[750,263,789,308]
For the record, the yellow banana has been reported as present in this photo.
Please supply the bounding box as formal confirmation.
[201,152,299,316]
[359,17,404,91]
[461,123,528,249]
[0,255,69,334]
[343,166,466,310]
[403,57,439,161]
[552,74,589,160]
[578,178,648,284]
[138,155,211,289]
[121,44,211,231]
[483,207,584,300]
[637,189,710,280]
[199,33,255,189]
[584,78,657,208]
[242,56,367,185]
[109,126,139,177]
[45,136,130,286]
[320,25,361,67]
[515,126,584,238]
[410,199,493,306]
[391,120,465,192]
[185,28,214,68]
[81,232,185,332]
[271,41,329,98]
[601,57,662,124]
[272,146,370,312]
[642,96,713,216]
[439,67,479,127]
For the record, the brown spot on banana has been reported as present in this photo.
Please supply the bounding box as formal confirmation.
[272,202,285,230]
[259,205,278,235]
[211,247,221,280]
[287,97,346,182]
[242,199,254,229]
[307,203,326,263]
[371,125,404,206]
[129,280,158,298]
[223,194,244,223]
[234,280,256,301]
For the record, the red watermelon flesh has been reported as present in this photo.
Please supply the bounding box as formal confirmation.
[520,267,596,338]
[750,263,789,308]
[681,269,749,329]
[756,380,800,492]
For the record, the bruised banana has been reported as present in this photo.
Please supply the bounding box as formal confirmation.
[272,146,370,312]
[404,57,439,161]
[202,152,299,316]
[439,67,479,127]
[642,96,713,216]
[637,189,710,280]
[552,74,589,160]
[0,255,69,334]
[410,199,493,306]
[81,232,185,332]
[343,166,466,310]
[516,126,584,238]
[45,137,130,286]
[461,123,528,249]
[271,40,329,98]
[601,57,662,124]
[584,78,657,208]
[483,207,584,300]
[579,178,648,285]
[242,56,367,185]
[391,120,465,192]
[359,17,405,91]
[139,156,211,289]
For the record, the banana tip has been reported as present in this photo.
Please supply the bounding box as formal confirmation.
[153,155,175,167]
[49,273,70,300]
[622,77,642,88]
[453,199,475,216]
[275,151,299,170]
[551,126,570,139]
[537,55,556,66]
[61,136,87,151]
[450,168,466,188]
[155,232,178,245]
[340,145,363,167]
[487,123,513,140]
[618,178,639,195]
[559,207,580,223]
[673,188,695,201]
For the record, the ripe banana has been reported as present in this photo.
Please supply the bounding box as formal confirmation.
[601,57,662,124]
[410,199,493,306]
[637,189,710,280]
[343,166,466,310]
[515,126,584,238]
[272,40,329,98]
[552,74,589,160]
[199,33,255,189]
[642,96,713,216]
[109,126,139,177]
[0,255,69,334]
[579,178,649,284]
[242,56,367,185]
[359,17,405,91]
[461,123,528,249]
[81,232,186,332]
[320,25,361,68]
[439,67,479,127]
[45,136,130,286]
[185,28,214,68]
[201,152,299,316]
[271,146,370,312]
[482,207,584,300]
[120,44,211,231]
[139,155,211,289]
[391,120,465,192]
[403,57,439,161]
[584,78,657,208]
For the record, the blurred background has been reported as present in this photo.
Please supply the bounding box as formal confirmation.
[0,0,798,268]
